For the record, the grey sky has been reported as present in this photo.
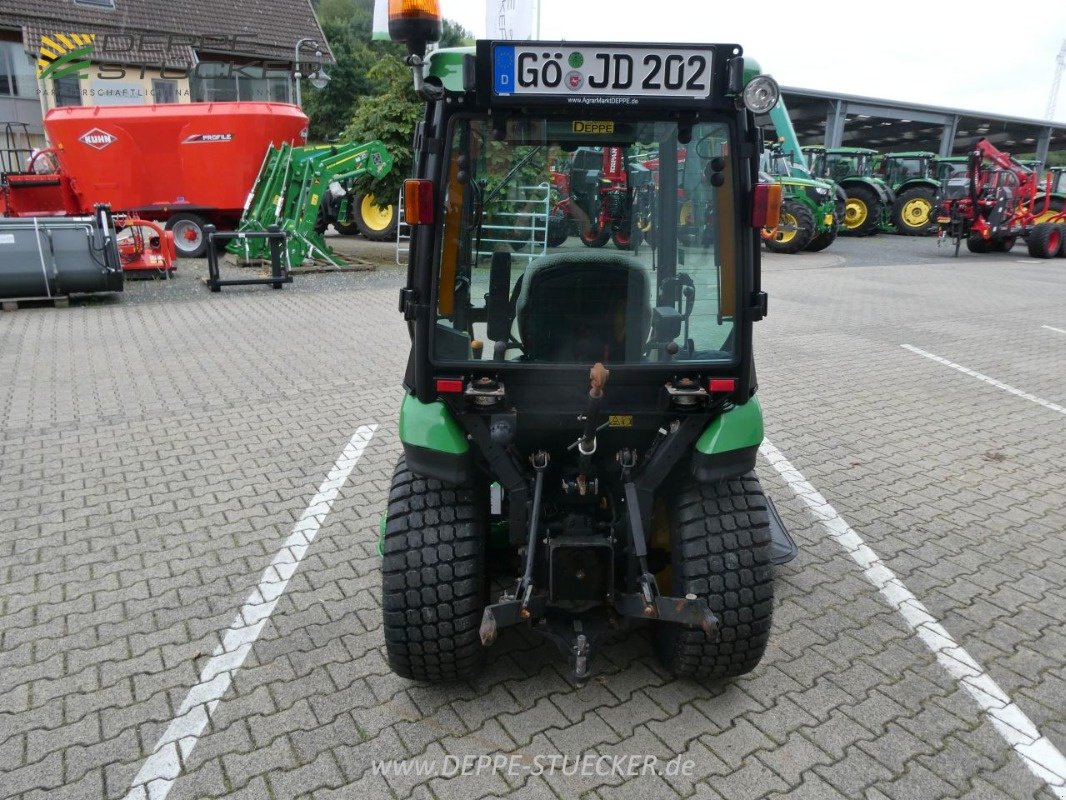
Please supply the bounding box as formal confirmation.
[441,0,1066,124]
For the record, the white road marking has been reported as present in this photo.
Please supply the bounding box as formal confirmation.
[902,344,1066,416]
[1043,325,1066,335]
[760,440,1066,799]
[124,424,378,800]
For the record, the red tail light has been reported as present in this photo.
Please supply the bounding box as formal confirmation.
[708,378,736,393]
[752,183,782,229]
[435,378,463,393]
[404,179,435,225]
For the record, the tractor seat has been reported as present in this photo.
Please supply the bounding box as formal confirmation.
[514,251,651,363]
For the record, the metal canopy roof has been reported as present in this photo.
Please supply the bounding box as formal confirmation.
[782,86,1066,158]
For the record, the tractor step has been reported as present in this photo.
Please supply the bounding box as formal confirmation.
[767,496,799,565]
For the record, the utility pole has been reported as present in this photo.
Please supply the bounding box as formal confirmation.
[1047,39,1066,120]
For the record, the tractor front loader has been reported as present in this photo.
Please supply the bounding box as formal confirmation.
[229,140,393,267]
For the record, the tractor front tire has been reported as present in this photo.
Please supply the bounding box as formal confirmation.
[841,185,881,237]
[547,210,570,247]
[804,220,838,253]
[165,212,209,259]
[381,457,488,682]
[335,218,360,236]
[655,474,775,681]
[1027,223,1062,259]
[579,223,611,248]
[893,188,936,236]
[354,192,398,242]
[764,200,814,254]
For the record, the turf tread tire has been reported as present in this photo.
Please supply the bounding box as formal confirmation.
[655,473,775,681]
[381,457,487,682]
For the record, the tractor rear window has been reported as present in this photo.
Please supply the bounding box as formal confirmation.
[432,117,739,366]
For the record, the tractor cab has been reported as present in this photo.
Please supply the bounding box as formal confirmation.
[381,0,794,684]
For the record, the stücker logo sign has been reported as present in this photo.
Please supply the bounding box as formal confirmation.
[37,33,96,80]
[79,128,118,150]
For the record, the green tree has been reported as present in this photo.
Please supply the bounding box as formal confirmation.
[307,0,472,203]
[342,56,422,207]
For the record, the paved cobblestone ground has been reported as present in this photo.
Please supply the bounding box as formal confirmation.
[0,237,1063,799]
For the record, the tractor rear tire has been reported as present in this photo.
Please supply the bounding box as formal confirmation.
[764,201,813,254]
[354,192,398,242]
[381,457,488,682]
[966,234,991,254]
[1033,197,1064,225]
[841,185,881,237]
[1027,223,1062,259]
[165,212,209,259]
[655,473,775,681]
[892,188,936,236]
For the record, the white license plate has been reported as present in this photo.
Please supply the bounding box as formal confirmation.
[492,44,713,101]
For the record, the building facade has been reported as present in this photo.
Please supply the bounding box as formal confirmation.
[0,0,332,147]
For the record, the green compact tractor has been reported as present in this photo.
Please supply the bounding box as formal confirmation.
[380,6,797,683]
[760,143,838,253]
[804,146,895,236]
[879,152,940,235]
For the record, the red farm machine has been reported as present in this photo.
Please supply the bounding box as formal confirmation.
[2,102,309,262]
[934,138,1066,258]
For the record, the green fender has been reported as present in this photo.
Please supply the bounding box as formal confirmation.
[399,394,469,454]
[692,397,764,481]
[398,394,473,485]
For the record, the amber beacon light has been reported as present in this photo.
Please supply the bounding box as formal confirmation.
[388,0,442,56]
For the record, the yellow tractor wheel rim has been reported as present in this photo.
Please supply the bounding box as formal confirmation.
[360,195,394,231]
[901,197,931,228]
[1033,207,1063,224]
[774,212,798,244]
[844,197,868,228]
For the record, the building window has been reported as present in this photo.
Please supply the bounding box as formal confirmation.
[53,76,82,106]
[151,79,178,103]
[0,41,37,98]
[191,61,290,103]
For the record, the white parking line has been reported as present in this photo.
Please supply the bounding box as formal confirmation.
[124,424,378,800]
[902,344,1066,416]
[761,440,1066,798]
[1043,325,1066,335]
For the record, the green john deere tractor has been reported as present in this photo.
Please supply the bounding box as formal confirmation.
[879,152,940,235]
[1034,166,1066,224]
[760,143,838,253]
[380,7,797,683]
[803,146,895,236]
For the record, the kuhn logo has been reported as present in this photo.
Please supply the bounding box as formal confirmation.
[79,128,117,150]
[182,133,234,144]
